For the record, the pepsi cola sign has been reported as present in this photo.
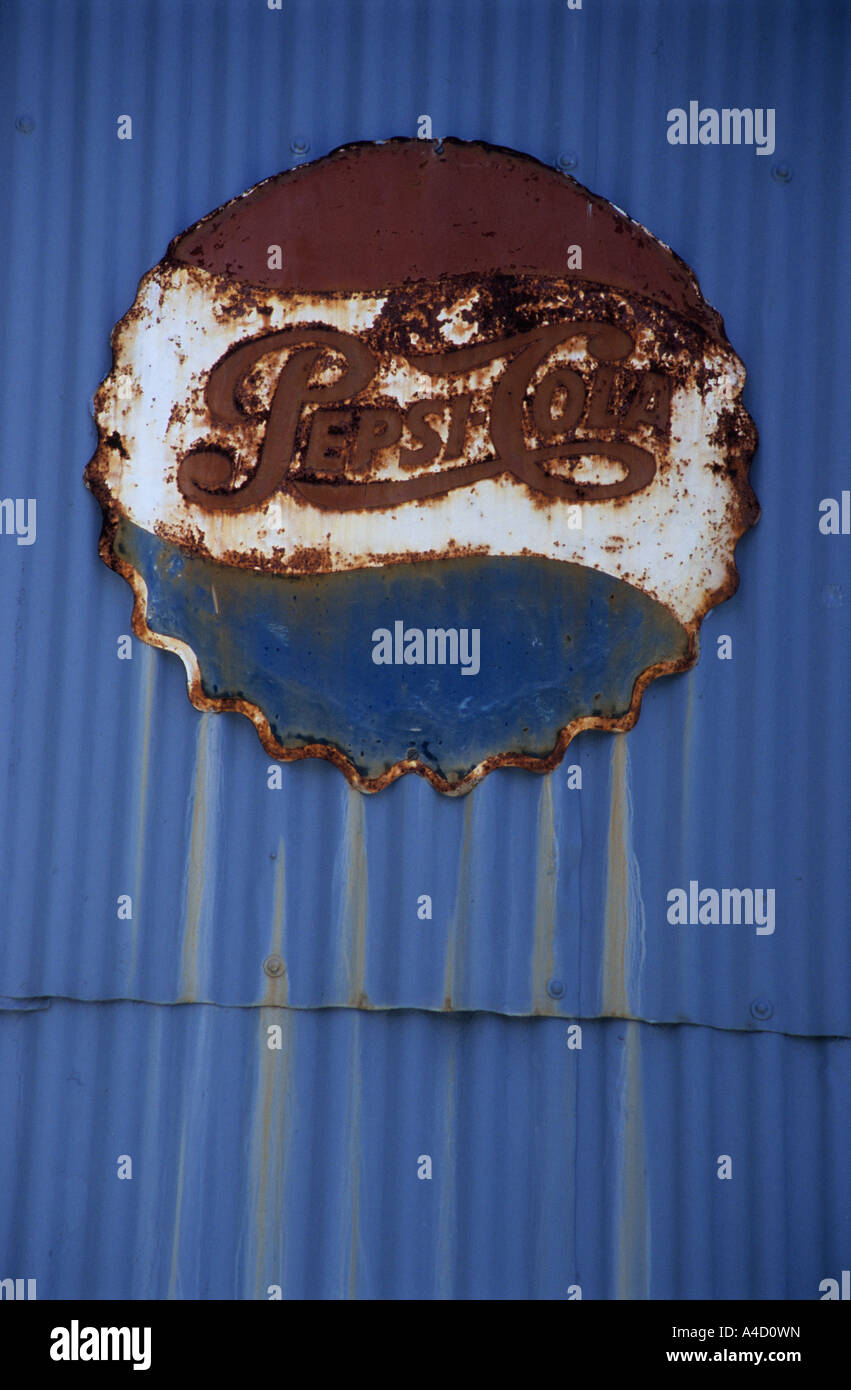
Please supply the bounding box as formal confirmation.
[86,139,758,792]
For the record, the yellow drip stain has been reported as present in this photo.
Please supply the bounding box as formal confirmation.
[252,1006,293,1298]
[346,1011,363,1300]
[264,838,288,1007]
[680,667,697,854]
[444,794,475,1011]
[249,843,293,1294]
[602,738,629,1016]
[601,742,650,1294]
[179,715,219,1002]
[127,645,155,992]
[435,1046,457,1300]
[532,775,558,1013]
[602,737,637,1018]
[616,1021,650,1299]
[253,838,290,1292]
[167,1125,188,1300]
[341,788,368,1007]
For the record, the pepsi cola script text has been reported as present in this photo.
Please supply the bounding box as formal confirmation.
[177,320,673,512]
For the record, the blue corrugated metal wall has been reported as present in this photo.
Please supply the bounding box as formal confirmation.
[1,0,848,1299]
[1,1002,847,1300]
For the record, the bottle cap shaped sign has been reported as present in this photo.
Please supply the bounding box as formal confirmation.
[86,138,758,794]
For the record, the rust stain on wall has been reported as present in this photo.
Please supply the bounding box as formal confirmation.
[601,736,646,1021]
[344,1010,363,1300]
[444,794,476,1010]
[127,645,156,994]
[616,1022,650,1300]
[340,788,369,1010]
[179,715,220,1002]
[251,1005,294,1297]
[263,839,288,1008]
[602,737,631,1018]
[532,775,558,1014]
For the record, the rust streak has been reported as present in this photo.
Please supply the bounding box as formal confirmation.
[444,794,476,1010]
[263,838,288,1007]
[602,737,631,1018]
[179,715,219,1002]
[435,1047,457,1300]
[532,775,558,1013]
[167,1125,189,1300]
[345,1012,363,1300]
[127,643,155,993]
[252,1006,293,1297]
[616,1022,650,1299]
[340,788,368,1008]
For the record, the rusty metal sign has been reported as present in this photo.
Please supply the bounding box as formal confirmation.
[85,138,758,793]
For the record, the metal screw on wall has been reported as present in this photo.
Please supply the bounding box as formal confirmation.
[750,997,774,1021]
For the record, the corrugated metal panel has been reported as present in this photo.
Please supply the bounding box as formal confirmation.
[1,0,848,1039]
[1,0,848,1299]
[1,1001,848,1300]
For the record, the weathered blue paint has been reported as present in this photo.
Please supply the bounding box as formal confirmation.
[118,518,686,784]
[0,0,848,1300]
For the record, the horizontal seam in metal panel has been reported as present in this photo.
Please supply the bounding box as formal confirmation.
[0,995,51,1012]
[0,994,848,1042]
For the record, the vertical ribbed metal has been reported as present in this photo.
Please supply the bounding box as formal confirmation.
[1,0,848,1299]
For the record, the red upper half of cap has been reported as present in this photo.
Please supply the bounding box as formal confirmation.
[168,138,724,341]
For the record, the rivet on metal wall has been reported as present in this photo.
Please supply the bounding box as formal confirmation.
[557,150,578,172]
[290,135,310,156]
[749,997,774,1021]
[15,115,35,134]
[263,954,286,978]
[547,978,565,999]
[771,162,793,183]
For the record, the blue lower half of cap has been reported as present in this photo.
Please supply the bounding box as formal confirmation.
[115,517,689,784]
